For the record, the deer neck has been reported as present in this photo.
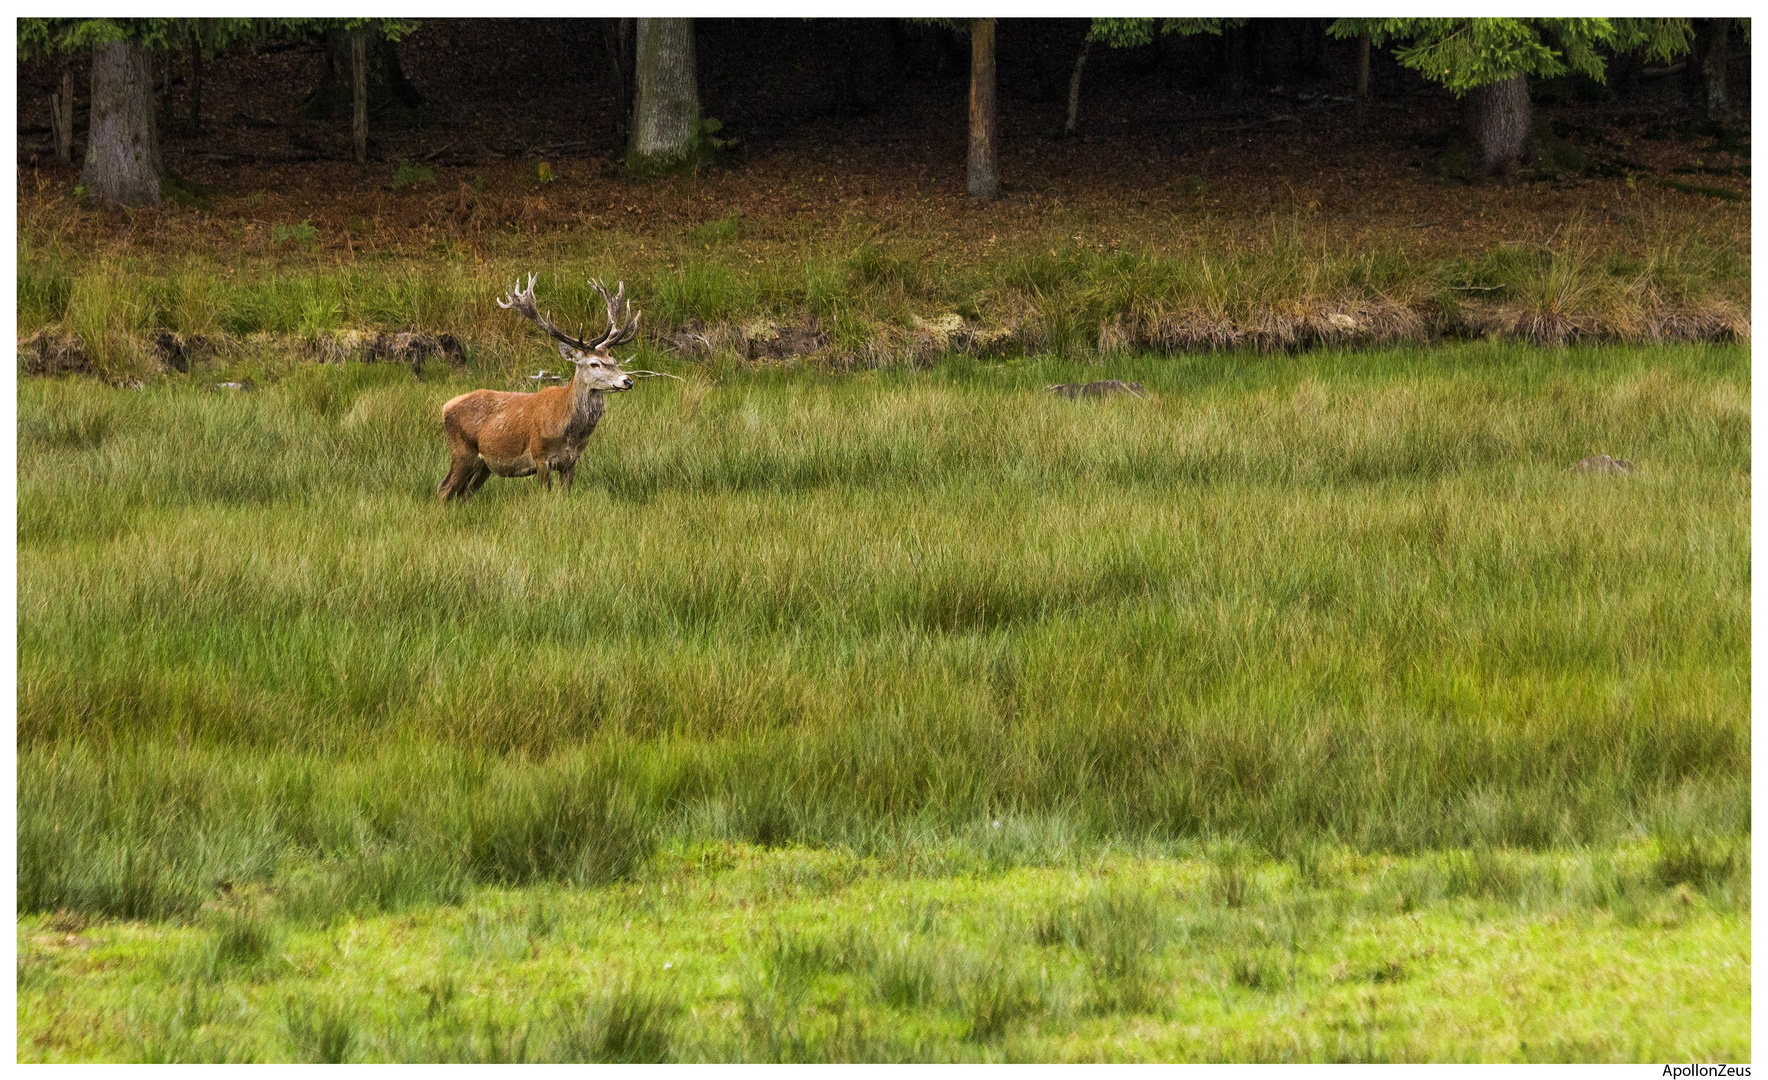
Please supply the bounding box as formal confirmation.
[565,367,608,437]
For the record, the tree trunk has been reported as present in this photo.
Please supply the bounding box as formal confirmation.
[82,40,164,208]
[826,19,857,123]
[1354,28,1371,125]
[604,18,636,148]
[160,49,173,121]
[301,28,423,124]
[1218,25,1247,100]
[1696,18,1730,124]
[1064,38,1090,137]
[1355,30,1371,98]
[1464,74,1532,177]
[631,18,699,164]
[968,18,999,201]
[186,35,201,136]
[351,31,369,163]
[1247,20,1267,89]
[1295,18,1321,82]
[51,65,75,163]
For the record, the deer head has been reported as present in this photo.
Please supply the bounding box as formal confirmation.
[497,273,641,392]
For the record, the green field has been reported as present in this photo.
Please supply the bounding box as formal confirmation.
[17,342,1750,1060]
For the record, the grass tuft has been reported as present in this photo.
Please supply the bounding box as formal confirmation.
[283,996,358,1063]
[548,984,679,1063]
[960,954,1042,1042]
[1037,886,1173,1013]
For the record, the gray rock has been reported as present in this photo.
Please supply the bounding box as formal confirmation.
[1569,454,1633,474]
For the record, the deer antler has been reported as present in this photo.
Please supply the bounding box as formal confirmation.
[587,279,642,350]
[498,274,643,354]
[497,273,593,352]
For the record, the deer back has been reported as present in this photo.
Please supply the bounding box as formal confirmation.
[443,384,576,453]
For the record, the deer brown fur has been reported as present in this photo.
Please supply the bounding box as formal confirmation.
[438,275,639,501]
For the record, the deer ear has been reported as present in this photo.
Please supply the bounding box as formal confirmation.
[556,342,575,360]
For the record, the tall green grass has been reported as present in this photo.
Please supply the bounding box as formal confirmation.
[17,343,1749,919]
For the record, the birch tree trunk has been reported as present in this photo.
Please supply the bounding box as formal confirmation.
[967,18,999,202]
[631,18,699,165]
[81,40,163,208]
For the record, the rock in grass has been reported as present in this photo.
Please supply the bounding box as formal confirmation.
[1569,454,1633,474]
[153,332,214,374]
[18,329,91,376]
[1046,380,1146,400]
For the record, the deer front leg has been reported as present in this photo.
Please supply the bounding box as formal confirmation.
[537,459,552,490]
[560,461,576,494]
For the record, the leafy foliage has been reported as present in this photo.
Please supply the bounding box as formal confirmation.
[22,18,220,56]
[271,220,319,248]
[1086,18,1244,48]
[18,17,416,59]
[390,160,436,191]
[1326,18,1693,95]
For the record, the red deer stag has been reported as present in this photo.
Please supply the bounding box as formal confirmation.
[437,274,640,501]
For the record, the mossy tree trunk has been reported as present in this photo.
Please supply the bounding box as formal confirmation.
[631,18,699,165]
[603,18,636,148]
[185,33,202,135]
[351,31,368,162]
[82,40,163,208]
[1464,74,1531,176]
[1694,18,1731,124]
[51,64,75,163]
[159,47,172,121]
[301,27,423,126]
[1354,28,1371,124]
[1064,37,1090,137]
[967,18,999,201]
[1217,23,1247,100]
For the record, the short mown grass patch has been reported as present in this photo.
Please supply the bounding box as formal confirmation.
[16,843,1749,1062]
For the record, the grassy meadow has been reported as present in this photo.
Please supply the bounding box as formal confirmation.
[16,341,1750,1060]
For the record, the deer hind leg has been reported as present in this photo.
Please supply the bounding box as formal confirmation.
[439,412,483,502]
[462,459,493,498]
[438,455,475,501]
